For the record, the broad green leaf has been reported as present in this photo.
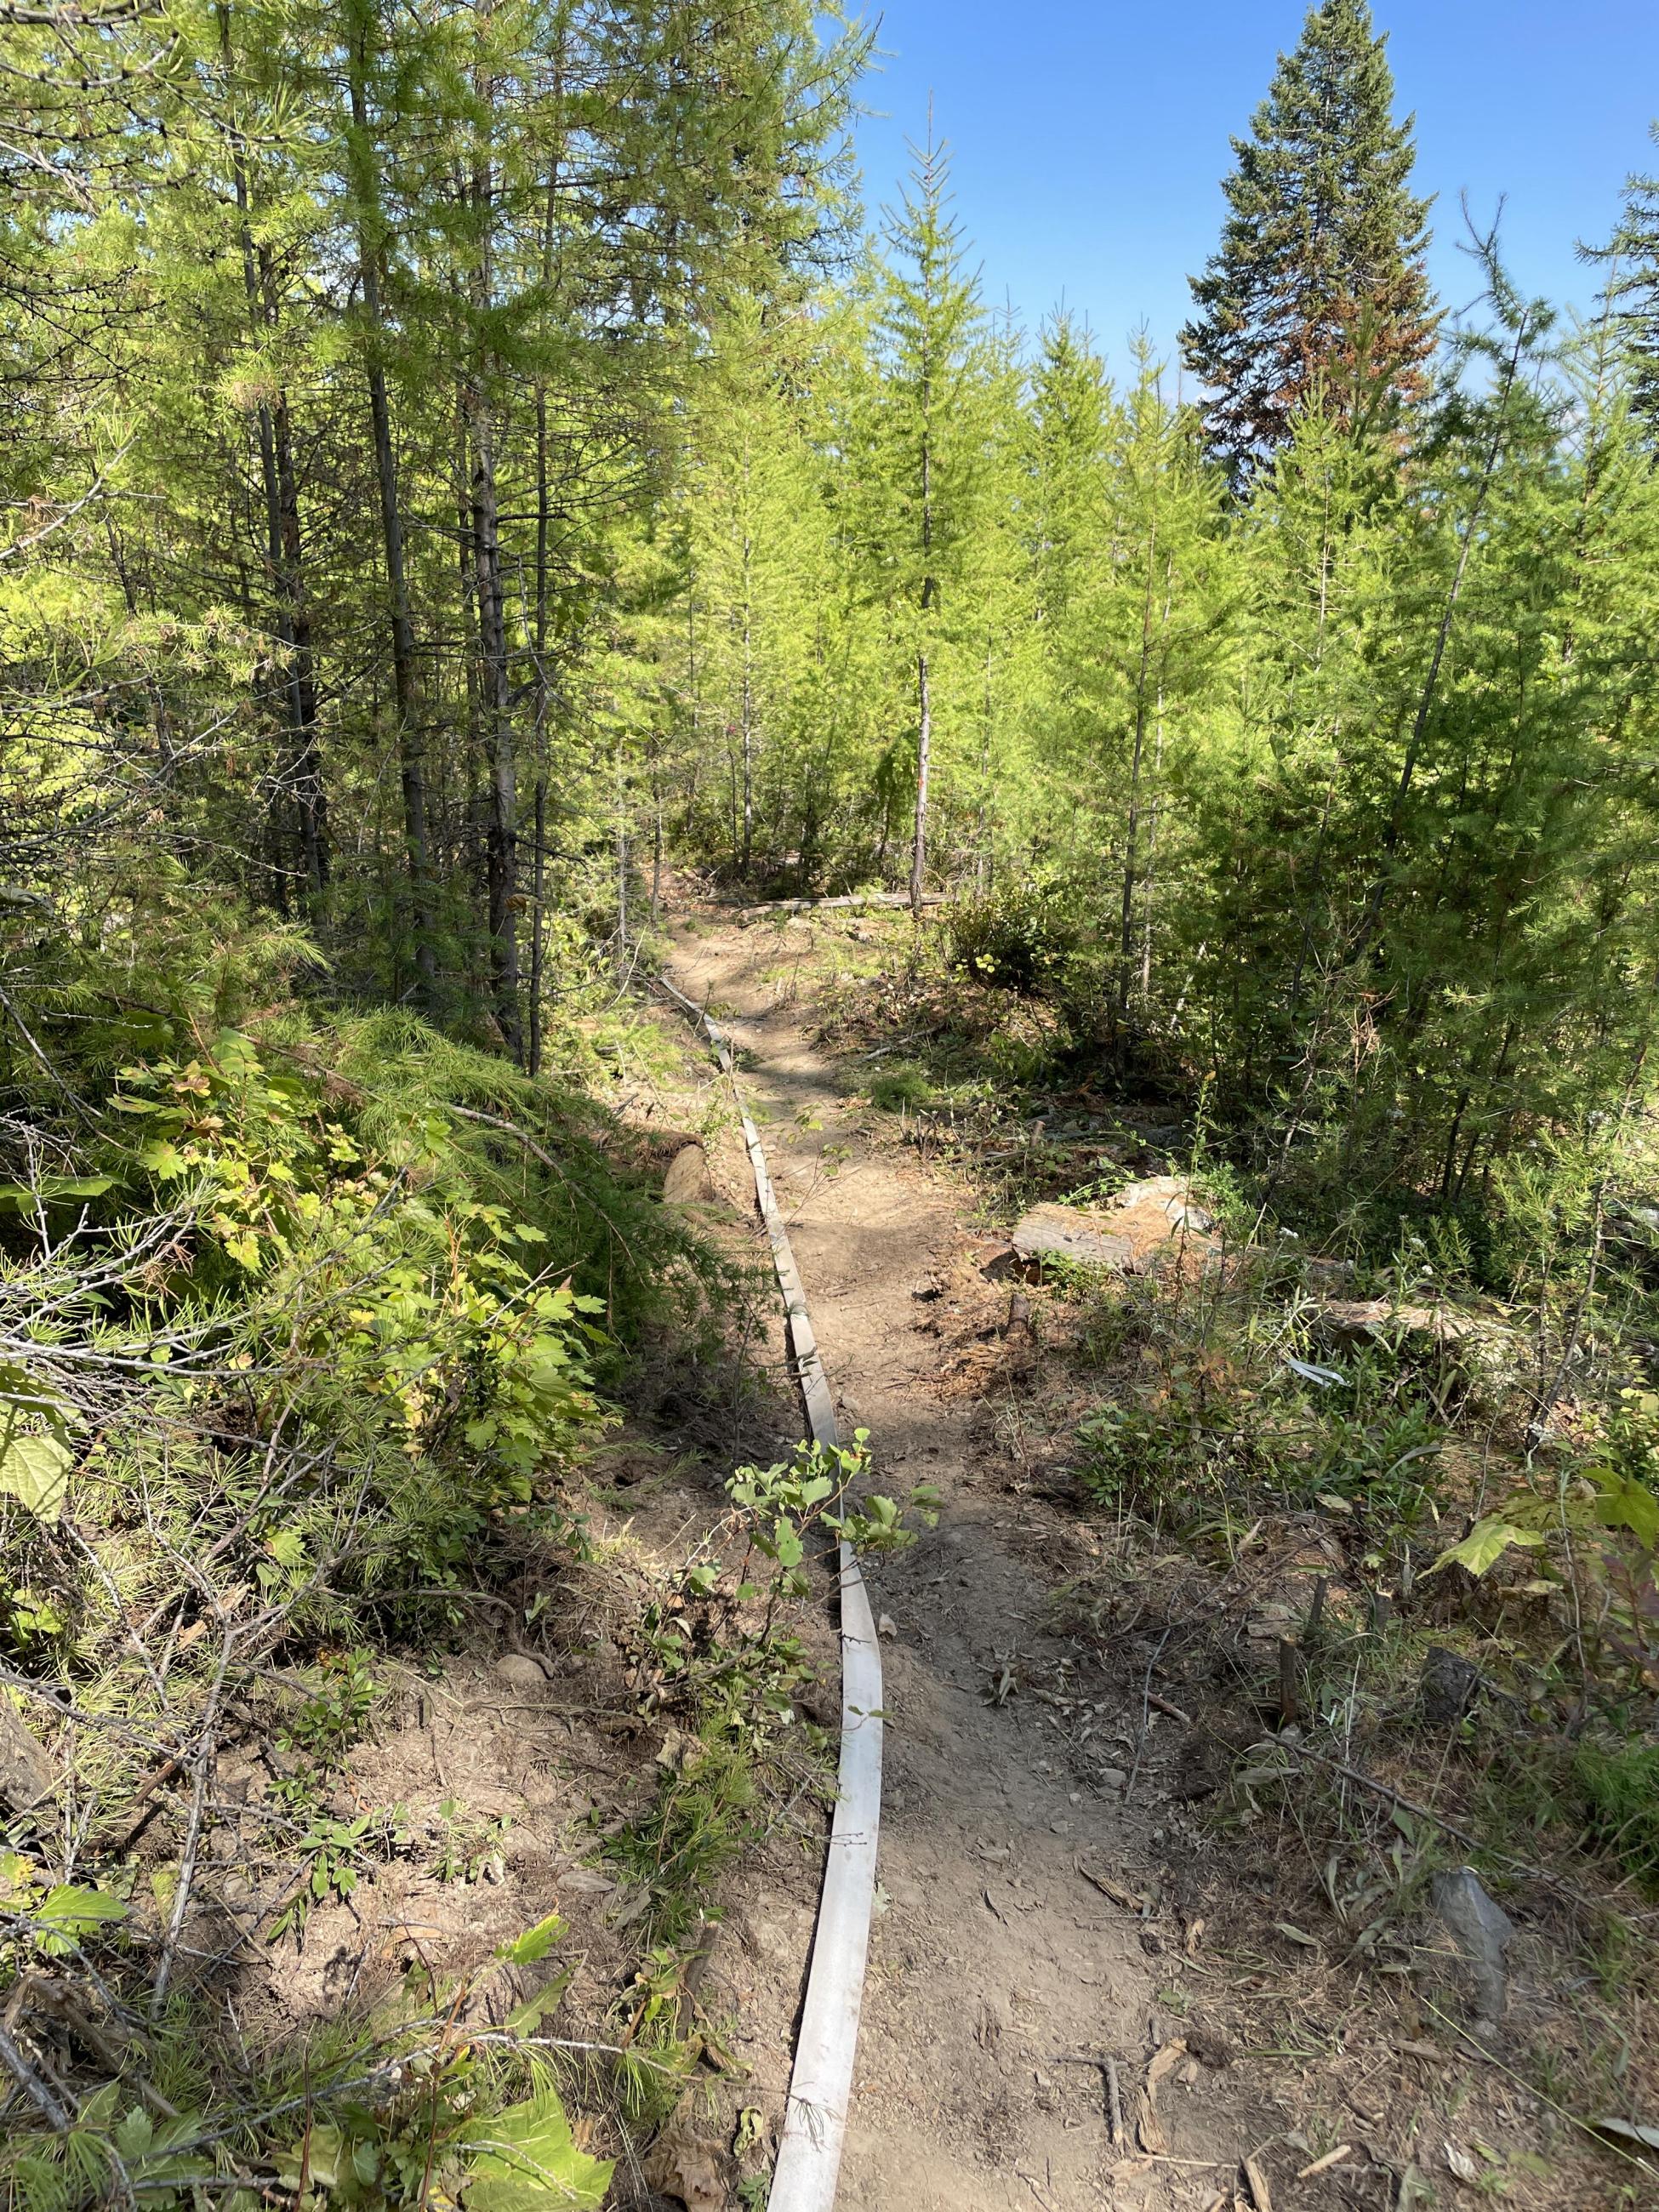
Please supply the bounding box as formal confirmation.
[267,1527,307,1569]
[275,2124,345,2192]
[0,1432,71,1523]
[112,2107,153,2160]
[77,2083,122,2129]
[1593,1472,1659,1552]
[0,1176,113,1210]
[497,1910,567,1966]
[1428,1518,1545,1578]
[0,1361,77,1433]
[35,1882,127,1954]
[504,1965,574,2037]
[462,2089,611,2211]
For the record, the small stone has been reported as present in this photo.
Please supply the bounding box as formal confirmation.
[0,1703,56,1812]
[1431,1867,1514,2027]
[1097,1767,1130,1793]
[494,1653,547,1692]
[877,1614,898,1639]
[1421,1647,1481,1727]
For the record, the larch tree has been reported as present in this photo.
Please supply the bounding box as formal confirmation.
[864,126,993,915]
[1180,0,1436,482]
[1587,121,1659,425]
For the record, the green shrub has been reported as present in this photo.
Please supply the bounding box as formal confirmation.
[868,1060,935,1110]
[1575,1741,1659,1889]
[944,872,1097,1001]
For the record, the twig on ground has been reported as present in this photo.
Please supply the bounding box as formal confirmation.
[152,1636,233,2013]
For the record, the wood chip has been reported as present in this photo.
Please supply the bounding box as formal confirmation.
[1105,2054,1126,2147]
[1137,2091,1167,2155]
[1296,2146,1353,2181]
[1242,2153,1274,2212]
[1147,2039,1189,2098]
[1075,1858,1148,1913]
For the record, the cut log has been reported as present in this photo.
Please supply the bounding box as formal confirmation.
[1005,1176,1217,1279]
[737,891,944,919]
[1011,1205,1134,1274]
[1317,1298,1479,1345]
[662,1142,715,1203]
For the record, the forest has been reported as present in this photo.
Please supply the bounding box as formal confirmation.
[6,0,1659,2203]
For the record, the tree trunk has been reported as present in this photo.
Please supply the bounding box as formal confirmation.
[740,550,755,877]
[468,21,521,1060]
[471,391,520,1058]
[1118,521,1160,1025]
[220,2,325,904]
[909,645,932,915]
[614,735,629,980]
[270,379,326,899]
[913,385,936,920]
[346,7,436,1001]
[527,776,547,1078]
[527,158,558,1064]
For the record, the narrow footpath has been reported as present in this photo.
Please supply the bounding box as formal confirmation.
[665,912,1248,2212]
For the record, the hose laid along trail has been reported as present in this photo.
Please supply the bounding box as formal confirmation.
[657,972,881,2212]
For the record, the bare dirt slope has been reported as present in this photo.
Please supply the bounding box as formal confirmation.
[664,911,1269,2212]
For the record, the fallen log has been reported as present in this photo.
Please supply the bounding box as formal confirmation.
[736,891,945,918]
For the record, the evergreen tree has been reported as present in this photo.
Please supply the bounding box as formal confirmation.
[1180,0,1436,480]
[679,302,834,879]
[861,126,993,913]
[1587,122,1659,424]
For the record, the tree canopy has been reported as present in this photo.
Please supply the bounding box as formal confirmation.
[1180,0,1437,480]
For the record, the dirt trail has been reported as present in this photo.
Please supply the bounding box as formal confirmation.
[664,914,1248,2212]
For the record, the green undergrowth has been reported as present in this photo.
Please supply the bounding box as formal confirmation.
[1047,1243,1659,2115]
[1,1907,615,2211]
[808,906,1659,2114]
[605,1435,937,1931]
[600,1436,937,2106]
[0,957,741,2191]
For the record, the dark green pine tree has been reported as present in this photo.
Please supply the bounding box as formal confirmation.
[1588,123,1659,425]
[1180,0,1436,480]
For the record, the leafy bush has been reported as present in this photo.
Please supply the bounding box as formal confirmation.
[0,1003,741,2181]
[944,872,1097,1001]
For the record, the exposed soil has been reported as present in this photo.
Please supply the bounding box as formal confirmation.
[658,914,1292,2212]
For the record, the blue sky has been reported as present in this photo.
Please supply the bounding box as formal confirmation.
[847,2,1659,379]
